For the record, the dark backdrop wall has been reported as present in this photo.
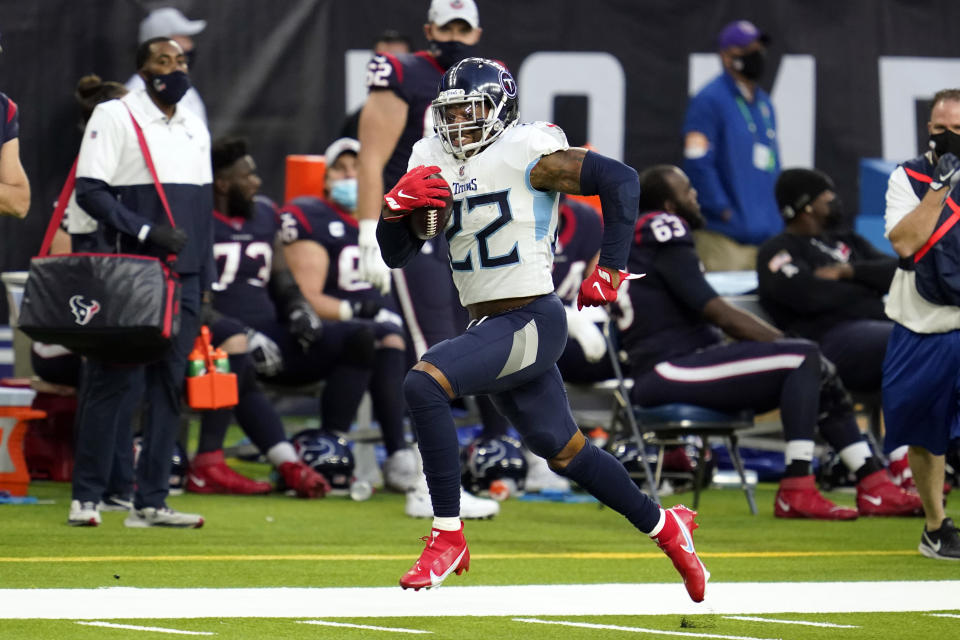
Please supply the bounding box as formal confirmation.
[1,0,958,318]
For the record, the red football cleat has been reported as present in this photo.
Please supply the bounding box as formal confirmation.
[652,505,710,603]
[278,460,330,498]
[775,475,858,520]
[186,450,272,495]
[857,469,924,516]
[399,523,470,591]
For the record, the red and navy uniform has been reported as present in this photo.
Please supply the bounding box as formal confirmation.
[619,210,865,452]
[280,196,403,338]
[553,198,603,304]
[366,51,446,189]
[281,195,410,455]
[0,92,20,145]
[212,196,281,328]
[552,198,613,383]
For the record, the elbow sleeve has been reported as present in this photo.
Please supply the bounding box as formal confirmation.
[579,151,640,269]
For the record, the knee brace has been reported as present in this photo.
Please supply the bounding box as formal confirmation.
[819,354,854,419]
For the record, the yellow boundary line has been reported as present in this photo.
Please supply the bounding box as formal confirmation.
[0,549,916,563]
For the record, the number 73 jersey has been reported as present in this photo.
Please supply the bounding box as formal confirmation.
[408,121,570,306]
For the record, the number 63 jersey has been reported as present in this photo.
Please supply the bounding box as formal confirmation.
[408,121,569,306]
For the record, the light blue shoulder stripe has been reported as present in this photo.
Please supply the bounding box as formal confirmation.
[525,157,555,242]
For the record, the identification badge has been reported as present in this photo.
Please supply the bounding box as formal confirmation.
[753,143,772,171]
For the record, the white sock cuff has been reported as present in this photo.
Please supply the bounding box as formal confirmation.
[888,445,909,462]
[785,439,816,464]
[432,516,461,531]
[647,508,667,537]
[266,441,298,467]
[838,441,872,474]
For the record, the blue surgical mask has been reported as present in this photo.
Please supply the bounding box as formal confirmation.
[329,178,358,210]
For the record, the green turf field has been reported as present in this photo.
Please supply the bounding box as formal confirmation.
[1,466,958,639]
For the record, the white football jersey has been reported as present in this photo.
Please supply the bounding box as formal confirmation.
[408,122,569,306]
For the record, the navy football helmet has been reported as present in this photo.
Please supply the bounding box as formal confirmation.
[291,429,354,490]
[461,435,528,495]
[432,57,519,159]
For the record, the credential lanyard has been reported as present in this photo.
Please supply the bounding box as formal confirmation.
[735,95,777,170]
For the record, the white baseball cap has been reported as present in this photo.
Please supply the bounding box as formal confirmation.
[428,0,480,29]
[324,137,360,166]
[139,7,207,44]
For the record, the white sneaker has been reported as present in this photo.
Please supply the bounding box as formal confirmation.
[383,448,421,492]
[124,506,204,528]
[524,451,571,493]
[68,500,101,527]
[404,483,500,520]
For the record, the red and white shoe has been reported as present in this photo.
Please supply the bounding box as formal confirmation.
[857,469,924,516]
[185,450,272,495]
[774,475,858,520]
[652,505,710,603]
[889,456,951,496]
[399,523,470,590]
[278,460,330,498]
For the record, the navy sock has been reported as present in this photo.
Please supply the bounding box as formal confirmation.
[230,353,287,452]
[404,369,459,518]
[556,442,661,533]
[321,364,372,432]
[370,347,408,455]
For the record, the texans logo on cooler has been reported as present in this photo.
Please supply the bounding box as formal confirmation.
[69,295,101,326]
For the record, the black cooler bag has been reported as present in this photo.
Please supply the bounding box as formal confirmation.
[18,253,181,364]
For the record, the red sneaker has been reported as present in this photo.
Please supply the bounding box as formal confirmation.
[774,475,858,520]
[399,523,470,591]
[278,460,330,498]
[889,457,951,496]
[857,470,924,516]
[652,505,709,603]
[186,450,272,495]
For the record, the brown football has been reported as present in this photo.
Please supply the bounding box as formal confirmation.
[406,174,454,240]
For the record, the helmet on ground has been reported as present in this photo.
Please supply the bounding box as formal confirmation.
[432,57,519,159]
[461,435,527,495]
[291,429,354,490]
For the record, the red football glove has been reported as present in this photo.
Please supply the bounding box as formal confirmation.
[383,165,449,220]
[577,266,644,310]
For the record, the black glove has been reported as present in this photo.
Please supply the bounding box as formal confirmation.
[200,295,220,327]
[932,152,960,191]
[351,299,382,319]
[288,300,323,350]
[147,225,188,254]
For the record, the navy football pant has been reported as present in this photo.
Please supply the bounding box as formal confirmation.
[632,338,862,453]
[408,293,660,530]
[819,319,893,393]
[72,275,201,509]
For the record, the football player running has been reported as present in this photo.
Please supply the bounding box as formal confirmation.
[377,58,709,602]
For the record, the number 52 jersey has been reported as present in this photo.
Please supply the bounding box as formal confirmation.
[408,121,569,306]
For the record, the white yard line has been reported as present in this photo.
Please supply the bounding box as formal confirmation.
[724,615,859,628]
[298,620,431,634]
[926,613,960,618]
[514,617,780,640]
[1,581,958,620]
[75,621,214,635]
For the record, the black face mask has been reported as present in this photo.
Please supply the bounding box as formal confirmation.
[429,40,476,70]
[733,49,766,81]
[146,70,190,105]
[825,198,845,229]
[226,186,255,220]
[930,130,960,159]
